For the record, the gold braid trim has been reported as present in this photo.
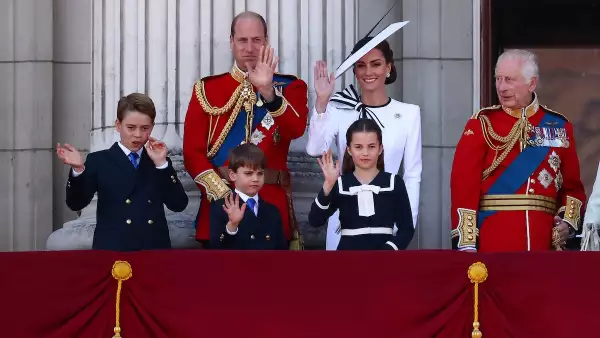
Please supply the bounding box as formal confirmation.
[563,196,583,231]
[207,100,244,159]
[194,169,231,202]
[195,79,257,159]
[194,80,243,116]
[479,115,530,180]
[452,208,478,248]
[269,97,289,118]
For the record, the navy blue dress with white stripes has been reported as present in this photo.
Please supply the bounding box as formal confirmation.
[309,171,414,250]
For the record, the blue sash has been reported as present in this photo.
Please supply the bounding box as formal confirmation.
[478,112,565,225]
[209,106,267,166]
[209,74,294,166]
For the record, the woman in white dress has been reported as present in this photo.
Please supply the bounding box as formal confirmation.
[306,36,422,250]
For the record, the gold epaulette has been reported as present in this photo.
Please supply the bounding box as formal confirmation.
[541,105,571,123]
[471,105,501,119]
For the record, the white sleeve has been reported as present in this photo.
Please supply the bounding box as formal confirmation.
[305,103,339,157]
[583,162,600,225]
[402,105,423,228]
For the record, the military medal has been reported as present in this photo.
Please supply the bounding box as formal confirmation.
[256,98,264,107]
[548,151,561,172]
[261,113,274,130]
[250,130,265,145]
[537,169,554,189]
[273,127,281,145]
[555,171,563,191]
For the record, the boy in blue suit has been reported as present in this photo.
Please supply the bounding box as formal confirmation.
[56,93,188,251]
[210,144,287,250]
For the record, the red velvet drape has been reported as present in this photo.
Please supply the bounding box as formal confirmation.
[1,250,596,337]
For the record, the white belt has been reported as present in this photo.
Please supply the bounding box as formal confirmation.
[340,227,393,236]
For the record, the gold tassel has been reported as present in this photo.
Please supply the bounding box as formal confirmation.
[468,262,488,338]
[111,261,133,338]
[289,230,304,250]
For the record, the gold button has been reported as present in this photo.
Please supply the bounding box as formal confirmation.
[530,179,535,184]
[126,199,131,204]
[467,216,473,221]
[529,189,534,193]
[468,235,474,240]
[148,200,152,204]
[467,228,473,234]
[148,220,153,225]
[467,222,473,227]
[170,175,175,179]
[172,180,177,183]
[250,235,255,239]
[126,219,132,224]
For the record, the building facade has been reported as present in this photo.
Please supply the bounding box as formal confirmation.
[0,0,480,251]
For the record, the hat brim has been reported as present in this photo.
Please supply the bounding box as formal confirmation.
[334,21,409,79]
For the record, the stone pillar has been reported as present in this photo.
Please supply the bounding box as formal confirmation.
[0,0,54,251]
[401,0,476,249]
[47,0,359,250]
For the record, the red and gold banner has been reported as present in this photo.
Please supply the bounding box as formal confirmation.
[0,250,595,337]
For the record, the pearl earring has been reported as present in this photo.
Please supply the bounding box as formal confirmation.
[386,73,390,78]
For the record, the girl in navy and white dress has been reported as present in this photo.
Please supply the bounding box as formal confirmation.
[306,37,422,250]
[309,119,414,250]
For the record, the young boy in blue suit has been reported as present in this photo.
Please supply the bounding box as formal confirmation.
[210,144,287,250]
[56,93,188,251]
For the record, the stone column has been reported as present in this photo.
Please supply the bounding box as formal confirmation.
[47,0,359,250]
[0,0,54,251]
[401,0,476,249]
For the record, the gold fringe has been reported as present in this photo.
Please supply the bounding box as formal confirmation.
[111,261,133,338]
[468,262,488,338]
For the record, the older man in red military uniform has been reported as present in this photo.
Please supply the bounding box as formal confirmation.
[450,49,586,252]
[183,11,308,249]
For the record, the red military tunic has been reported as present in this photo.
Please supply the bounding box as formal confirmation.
[183,64,308,244]
[450,94,586,252]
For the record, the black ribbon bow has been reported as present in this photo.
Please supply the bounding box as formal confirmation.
[330,84,385,128]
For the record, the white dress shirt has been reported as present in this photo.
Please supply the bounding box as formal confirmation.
[226,189,259,235]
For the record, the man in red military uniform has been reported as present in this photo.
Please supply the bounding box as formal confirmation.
[183,11,308,249]
[450,49,586,252]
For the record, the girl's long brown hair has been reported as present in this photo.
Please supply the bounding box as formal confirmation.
[341,119,385,174]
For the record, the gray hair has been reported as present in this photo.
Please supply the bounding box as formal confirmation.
[496,49,539,83]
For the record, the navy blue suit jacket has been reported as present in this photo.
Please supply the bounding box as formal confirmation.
[209,192,287,250]
[66,142,189,251]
